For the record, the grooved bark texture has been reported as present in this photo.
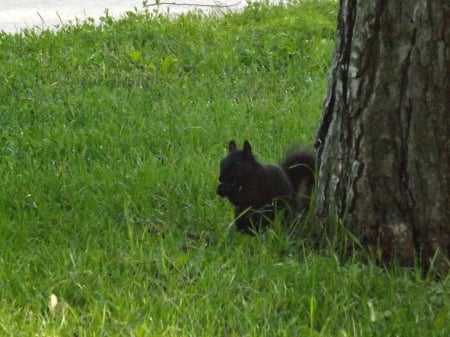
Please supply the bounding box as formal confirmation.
[315,0,449,271]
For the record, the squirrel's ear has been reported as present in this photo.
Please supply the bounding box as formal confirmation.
[228,140,237,153]
[243,140,252,158]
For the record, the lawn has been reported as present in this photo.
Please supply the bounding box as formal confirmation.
[0,1,448,336]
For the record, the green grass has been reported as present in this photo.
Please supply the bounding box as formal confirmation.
[0,1,448,336]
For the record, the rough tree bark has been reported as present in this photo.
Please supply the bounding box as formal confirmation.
[315,0,449,273]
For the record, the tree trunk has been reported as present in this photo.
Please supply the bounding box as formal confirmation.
[315,0,449,273]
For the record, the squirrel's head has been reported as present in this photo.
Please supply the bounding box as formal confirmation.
[217,140,256,204]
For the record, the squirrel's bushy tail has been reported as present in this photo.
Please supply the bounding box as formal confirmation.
[281,149,315,211]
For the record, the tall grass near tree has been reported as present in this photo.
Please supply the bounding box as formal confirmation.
[0,1,448,336]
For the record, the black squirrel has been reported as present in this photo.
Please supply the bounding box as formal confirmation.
[217,140,315,234]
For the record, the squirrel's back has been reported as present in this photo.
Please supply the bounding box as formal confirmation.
[281,149,315,210]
